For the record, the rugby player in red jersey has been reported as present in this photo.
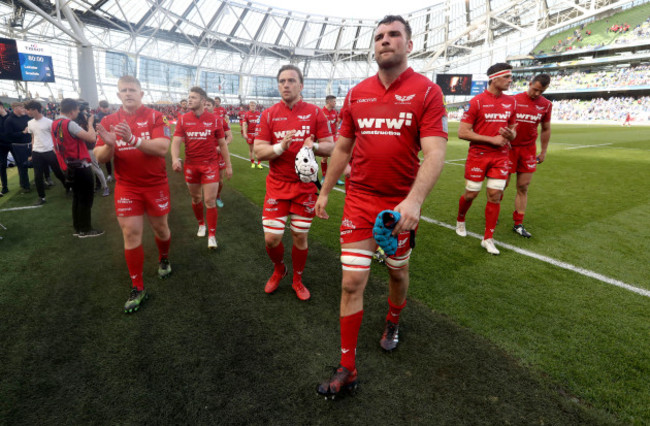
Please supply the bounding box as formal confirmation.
[314,15,448,398]
[321,95,345,185]
[171,87,232,249]
[507,74,552,238]
[95,75,173,313]
[206,97,233,208]
[243,101,263,169]
[254,64,334,301]
[455,62,518,255]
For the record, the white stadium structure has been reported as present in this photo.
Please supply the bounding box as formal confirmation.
[0,0,648,114]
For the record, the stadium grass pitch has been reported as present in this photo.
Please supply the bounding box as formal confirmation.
[0,122,647,424]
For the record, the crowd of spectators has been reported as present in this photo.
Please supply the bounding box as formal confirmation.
[511,64,650,92]
[551,96,650,122]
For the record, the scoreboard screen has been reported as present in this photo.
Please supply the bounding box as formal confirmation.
[0,38,55,83]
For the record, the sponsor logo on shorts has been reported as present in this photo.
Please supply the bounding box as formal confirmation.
[206,174,216,179]
[117,197,132,204]
[470,174,483,179]
[265,207,278,212]
[341,230,352,236]
[117,207,132,212]
[471,167,483,172]
[342,218,356,229]
[267,198,278,205]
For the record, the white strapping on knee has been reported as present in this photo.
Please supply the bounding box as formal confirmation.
[290,214,313,233]
[465,180,483,192]
[486,178,507,190]
[262,216,287,235]
[340,249,373,271]
[386,249,412,270]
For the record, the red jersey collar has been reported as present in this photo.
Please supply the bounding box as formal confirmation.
[118,104,148,118]
[280,99,304,111]
[483,89,506,99]
[374,67,415,91]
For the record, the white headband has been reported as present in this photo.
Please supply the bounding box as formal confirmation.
[488,70,512,79]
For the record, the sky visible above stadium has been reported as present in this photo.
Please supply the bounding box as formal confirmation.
[263,0,435,19]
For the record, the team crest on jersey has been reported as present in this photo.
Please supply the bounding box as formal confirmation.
[536,105,546,111]
[395,94,415,103]
[297,114,312,121]
[203,121,213,126]
[501,104,512,108]
[163,116,169,125]
[136,121,149,127]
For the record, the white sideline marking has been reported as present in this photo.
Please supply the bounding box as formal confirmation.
[566,143,612,150]
[0,205,43,212]
[231,153,649,298]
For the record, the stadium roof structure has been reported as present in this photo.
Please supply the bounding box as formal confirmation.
[0,0,643,104]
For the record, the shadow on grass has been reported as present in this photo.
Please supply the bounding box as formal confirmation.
[0,179,616,425]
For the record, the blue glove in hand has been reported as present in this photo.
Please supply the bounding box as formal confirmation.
[373,210,401,256]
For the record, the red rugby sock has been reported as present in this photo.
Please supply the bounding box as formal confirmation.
[124,245,144,291]
[206,207,218,237]
[484,202,500,239]
[513,210,524,226]
[266,242,285,268]
[155,236,171,261]
[292,245,308,283]
[192,202,204,226]
[457,195,473,221]
[386,297,407,324]
[340,310,364,371]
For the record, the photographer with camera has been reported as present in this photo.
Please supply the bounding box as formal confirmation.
[76,102,109,197]
[52,99,103,238]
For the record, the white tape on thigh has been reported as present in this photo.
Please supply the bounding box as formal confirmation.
[262,216,287,235]
[386,249,412,270]
[465,179,483,192]
[486,178,507,190]
[290,214,313,233]
[340,249,373,271]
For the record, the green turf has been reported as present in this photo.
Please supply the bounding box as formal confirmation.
[0,122,647,424]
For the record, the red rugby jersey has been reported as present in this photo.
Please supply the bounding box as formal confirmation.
[256,100,332,186]
[214,106,227,120]
[322,106,339,140]
[339,67,448,197]
[173,111,225,164]
[244,110,261,136]
[460,90,517,153]
[511,92,552,147]
[97,105,170,188]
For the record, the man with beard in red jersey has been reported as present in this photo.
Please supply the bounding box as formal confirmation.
[254,64,334,302]
[315,16,448,398]
[507,73,552,238]
[171,87,232,249]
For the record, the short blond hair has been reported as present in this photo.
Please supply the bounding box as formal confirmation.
[117,75,142,89]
